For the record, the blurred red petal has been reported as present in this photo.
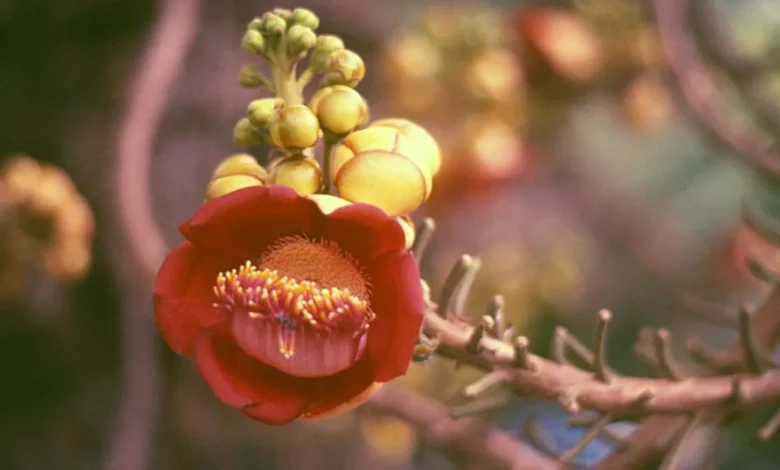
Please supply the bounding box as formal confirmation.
[319,203,406,264]
[364,251,424,381]
[153,241,230,354]
[193,323,310,425]
[302,355,376,418]
[180,185,322,261]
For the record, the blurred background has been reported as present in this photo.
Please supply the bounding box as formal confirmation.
[1,0,780,468]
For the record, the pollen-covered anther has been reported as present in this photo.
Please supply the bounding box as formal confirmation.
[214,261,375,378]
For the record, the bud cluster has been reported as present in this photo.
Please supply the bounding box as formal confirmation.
[213,7,443,231]
[380,4,527,191]
[0,155,95,296]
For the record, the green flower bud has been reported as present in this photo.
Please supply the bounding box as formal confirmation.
[239,64,263,88]
[247,97,283,129]
[261,12,286,36]
[233,118,267,147]
[322,49,366,87]
[271,8,293,21]
[287,24,317,57]
[291,8,320,30]
[248,17,264,31]
[309,35,345,70]
[269,104,320,150]
[309,85,369,135]
[241,29,265,55]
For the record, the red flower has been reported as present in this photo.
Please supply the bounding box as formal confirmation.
[154,185,424,424]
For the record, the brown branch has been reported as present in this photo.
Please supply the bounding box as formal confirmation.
[424,311,780,418]
[106,1,200,470]
[368,386,562,470]
[653,0,780,177]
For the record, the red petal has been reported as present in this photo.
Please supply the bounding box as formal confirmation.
[180,185,322,261]
[319,203,406,264]
[153,241,231,354]
[363,251,424,381]
[193,323,310,425]
[302,355,375,418]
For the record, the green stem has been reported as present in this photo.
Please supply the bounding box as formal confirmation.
[298,66,315,89]
[321,138,336,194]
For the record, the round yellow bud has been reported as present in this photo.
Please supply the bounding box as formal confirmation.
[397,216,416,250]
[205,175,263,201]
[331,126,432,197]
[269,104,320,150]
[334,150,428,216]
[369,118,442,176]
[212,153,268,182]
[306,193,352,215]
[248,97,283,130]
[291,7,320,30]
[309,85,369,135]
[233,118,267,147]
[269,155,322,196]
[322,49,366,87]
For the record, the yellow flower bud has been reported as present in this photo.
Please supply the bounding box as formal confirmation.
[334,149,429,216]
[309,85,369,135]
[370,119,442,176]
[322,49,366,87]
[247,97,283,129]
[241,29,265,55]
[269,155,322,196]
[310,35,345,70]
[212,153,268,182]
[292,8,320,30]
[287,24,317,57]
[331,126,433,201]
[306,193,352,214]
[233,118,267,147]
[269,104,320,150]
[205,175,263,201]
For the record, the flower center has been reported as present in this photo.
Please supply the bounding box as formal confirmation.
[212,237,374,378]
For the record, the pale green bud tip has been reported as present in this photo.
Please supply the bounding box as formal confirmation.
[247,98,282,129]
[233,118,266,147]
[292,8,320,30]
[239,64,263,88]
[315,35,344,55]
[287,24,317,56]
[248,17,264,31]
[261,12,286,35]
[309,35,345,69]
[272,8,293,21]
[241,29,265,54]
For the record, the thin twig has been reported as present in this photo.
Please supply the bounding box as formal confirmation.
[411,217,435,265]
[593,309,612,383]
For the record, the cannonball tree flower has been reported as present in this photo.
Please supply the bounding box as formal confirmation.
[153,185,424,424]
